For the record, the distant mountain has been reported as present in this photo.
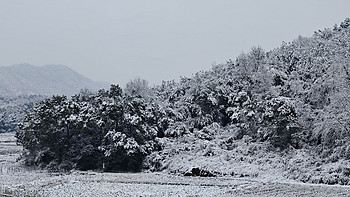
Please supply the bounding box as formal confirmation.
[0,64,110,97]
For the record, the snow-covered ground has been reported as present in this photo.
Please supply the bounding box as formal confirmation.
[1,133,350,197]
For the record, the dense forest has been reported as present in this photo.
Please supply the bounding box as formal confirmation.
[16,19,350,184]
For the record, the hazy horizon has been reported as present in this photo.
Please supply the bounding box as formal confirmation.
[1,0,349,86]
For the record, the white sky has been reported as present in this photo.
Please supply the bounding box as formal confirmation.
[0,0,349,87]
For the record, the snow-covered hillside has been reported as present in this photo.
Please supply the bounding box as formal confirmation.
[0,64,109,97]
[14,18,350,186]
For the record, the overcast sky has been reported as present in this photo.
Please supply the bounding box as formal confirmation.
[0,0,349,87]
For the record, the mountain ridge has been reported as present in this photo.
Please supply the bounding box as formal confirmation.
[0,64,110,97]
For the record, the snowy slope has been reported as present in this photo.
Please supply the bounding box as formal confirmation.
[0,64,110,97]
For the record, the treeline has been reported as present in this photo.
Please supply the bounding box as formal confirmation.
[16,19,350,174]
[0,95,44,133]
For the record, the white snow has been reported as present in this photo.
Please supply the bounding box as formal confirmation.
[1,133,350,196]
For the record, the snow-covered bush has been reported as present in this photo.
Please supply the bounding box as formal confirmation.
[17,85,162,172]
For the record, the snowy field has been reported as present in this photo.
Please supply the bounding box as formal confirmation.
[1,133,350,197]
